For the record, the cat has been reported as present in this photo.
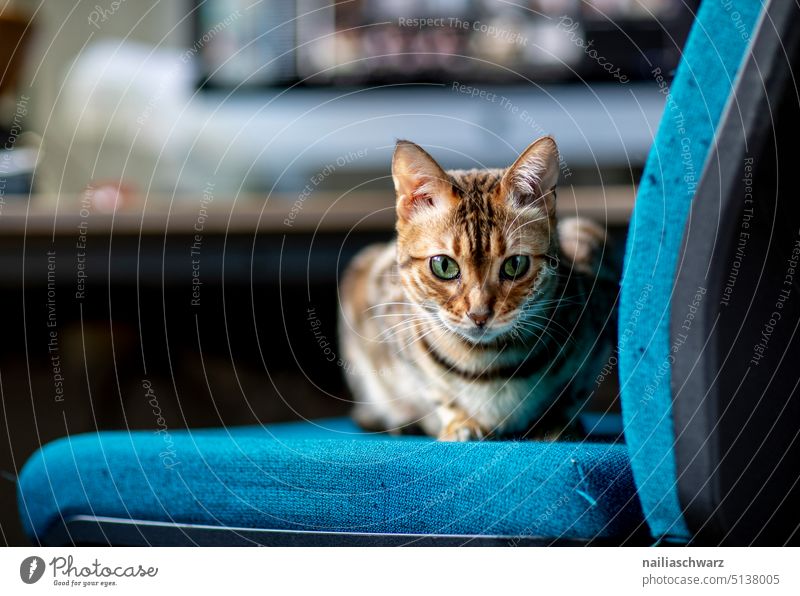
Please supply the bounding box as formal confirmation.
[338,136,617,441]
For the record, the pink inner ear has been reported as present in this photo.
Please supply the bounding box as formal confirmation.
[505,185,556,217]
[411,192,435,209]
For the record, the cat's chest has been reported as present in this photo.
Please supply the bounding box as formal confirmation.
[436,365,566,434]
[411,327,572,393]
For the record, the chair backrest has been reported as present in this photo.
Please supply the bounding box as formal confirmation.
[618,0,763,543]
[671,0,800,545]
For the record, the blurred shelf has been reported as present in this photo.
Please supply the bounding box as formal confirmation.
[0,185,635,237]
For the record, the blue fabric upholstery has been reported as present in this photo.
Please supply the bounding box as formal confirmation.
[618,0,761,541]
[18,418,643,543]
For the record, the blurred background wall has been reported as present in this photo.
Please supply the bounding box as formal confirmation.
[3,0,692,202]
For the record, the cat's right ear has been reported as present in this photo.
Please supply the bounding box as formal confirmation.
[392,140,454,222]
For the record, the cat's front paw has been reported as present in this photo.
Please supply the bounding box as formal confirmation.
[438,415,487,442]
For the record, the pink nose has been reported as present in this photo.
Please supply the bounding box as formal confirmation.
[467,311,491,328]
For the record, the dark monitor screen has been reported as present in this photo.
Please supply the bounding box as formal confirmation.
[194,0,696,89]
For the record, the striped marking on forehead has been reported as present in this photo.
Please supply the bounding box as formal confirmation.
[448,169,505,268]
[449,168,504,196]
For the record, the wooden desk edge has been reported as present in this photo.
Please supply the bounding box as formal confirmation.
[0,186,635,236]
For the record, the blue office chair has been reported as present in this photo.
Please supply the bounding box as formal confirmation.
[18,0,797,546]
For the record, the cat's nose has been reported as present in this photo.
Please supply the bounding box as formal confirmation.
[467,310,491,328]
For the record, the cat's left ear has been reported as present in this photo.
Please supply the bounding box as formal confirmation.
[501,136,559,215]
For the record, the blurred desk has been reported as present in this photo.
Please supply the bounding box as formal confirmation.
[0,186,634,286]
[1,186,634,235]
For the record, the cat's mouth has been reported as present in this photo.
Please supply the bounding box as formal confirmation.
[440,317,514,345]
[461,325,500,343]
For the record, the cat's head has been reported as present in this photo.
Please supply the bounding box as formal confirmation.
[392,136,560,344]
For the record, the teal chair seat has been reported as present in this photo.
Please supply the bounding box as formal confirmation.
[18,418,644,544]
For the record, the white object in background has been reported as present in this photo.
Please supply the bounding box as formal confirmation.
[56,40,258,197]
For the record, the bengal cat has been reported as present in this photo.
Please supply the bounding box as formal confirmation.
[338,136,617,441]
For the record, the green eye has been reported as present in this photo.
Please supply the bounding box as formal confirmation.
[430,255,460,280]
[501,255,530,280]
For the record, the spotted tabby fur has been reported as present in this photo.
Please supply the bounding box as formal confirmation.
[339,136,617,441]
